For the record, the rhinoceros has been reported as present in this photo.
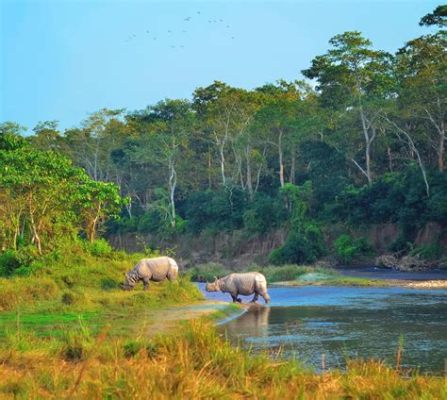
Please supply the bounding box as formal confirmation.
[121,256,179,290]
[205,272,270,304]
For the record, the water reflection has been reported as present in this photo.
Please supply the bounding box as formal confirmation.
[215,286,447,374]
[223,305,270,338]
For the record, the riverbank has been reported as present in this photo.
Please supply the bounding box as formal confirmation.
[275,278,447,289]
[2,311,446,399]
[1,251,446,398]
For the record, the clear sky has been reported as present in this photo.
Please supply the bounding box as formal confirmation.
[0,0,440,132]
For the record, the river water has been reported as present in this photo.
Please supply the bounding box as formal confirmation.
[198,279,447,374]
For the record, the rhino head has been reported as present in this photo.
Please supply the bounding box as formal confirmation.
[120,272,136,290]
[205,276,220,292]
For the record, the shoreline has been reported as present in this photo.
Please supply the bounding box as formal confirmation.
[272,279,447,289]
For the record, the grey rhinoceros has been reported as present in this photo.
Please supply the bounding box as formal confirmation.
[121,256,179,290]
[206,272,270,304]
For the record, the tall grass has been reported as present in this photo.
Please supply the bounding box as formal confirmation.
[0,320,445,399]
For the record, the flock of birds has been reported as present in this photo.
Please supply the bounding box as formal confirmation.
[124,10,235,49]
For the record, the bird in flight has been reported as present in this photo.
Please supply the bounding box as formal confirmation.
[184,17,191,21]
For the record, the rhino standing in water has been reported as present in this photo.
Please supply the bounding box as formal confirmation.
[206,272,270,304]
[121,256,179,290]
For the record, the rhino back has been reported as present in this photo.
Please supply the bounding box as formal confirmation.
[229,273,260,295]
[140,257,171,281]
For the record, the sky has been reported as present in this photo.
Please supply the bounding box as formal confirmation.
[0,0,440,132]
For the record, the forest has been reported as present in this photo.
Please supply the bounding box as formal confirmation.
[1,6,446,270]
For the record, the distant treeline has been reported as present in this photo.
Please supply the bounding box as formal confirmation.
[1,6,446,265]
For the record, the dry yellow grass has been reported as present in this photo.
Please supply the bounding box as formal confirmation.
[1,320,446,400]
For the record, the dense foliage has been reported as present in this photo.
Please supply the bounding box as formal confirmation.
[0,124,125,260]
[1,6,446,265]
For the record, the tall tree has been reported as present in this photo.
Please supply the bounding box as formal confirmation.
[303,32,394,184]
[128,99,194,228]
[395,31,447,172]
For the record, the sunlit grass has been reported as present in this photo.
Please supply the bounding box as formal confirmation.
[1,320,445,399]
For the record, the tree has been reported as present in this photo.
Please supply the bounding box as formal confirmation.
[395,31,447,172]
[65,108,127,182]
[0,146,124,253]
[419,5,447,27]
[77,180,124,242]
[30,121,62,151]
[0,122,27,150]
[128,99,194,228]
[303,32,394,184]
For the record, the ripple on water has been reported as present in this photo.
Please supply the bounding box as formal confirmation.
[202,284,447,374]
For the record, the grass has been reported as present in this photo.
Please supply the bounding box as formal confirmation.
[1,320,445,399]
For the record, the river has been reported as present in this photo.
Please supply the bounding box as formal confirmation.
[198,277,447,374]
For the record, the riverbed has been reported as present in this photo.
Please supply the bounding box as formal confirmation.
[198,281,447,374]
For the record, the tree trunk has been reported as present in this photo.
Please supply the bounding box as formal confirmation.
[278,129,285,188]
[28,193,42,255]
[438,128,445,172]
[360,108,376,185]
[245,146,253,199]
[208,151,212,189]
[289,148,296,184]
[387,147,393,172]
[218,142,226,186]
[168,156,177,228]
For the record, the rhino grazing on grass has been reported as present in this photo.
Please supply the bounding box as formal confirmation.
[121,256,179,290]
[206,272,270,304]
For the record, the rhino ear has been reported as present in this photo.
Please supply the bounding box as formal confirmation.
[213,276,218,282]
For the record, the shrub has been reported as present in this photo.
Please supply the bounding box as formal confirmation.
[0,247,37,276]
[243,194,283,234]
[269,222,326,265]
[334,234,370,264]
[86,239,113,257]
[0,250,21,276]
[410,244,444,261]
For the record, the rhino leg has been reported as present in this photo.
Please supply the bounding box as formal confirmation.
[142,277,150,290]
[250,293,259,303]
[262,292,270,304]
[230,293,241,303]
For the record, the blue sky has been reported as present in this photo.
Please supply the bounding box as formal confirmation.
[0,0,439,132]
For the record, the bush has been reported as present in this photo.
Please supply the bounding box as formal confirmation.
[185,188,246,234]
[334,234,370,264]
[269,222,326,265]
[86,239,113,257]
[0,247,37,276]
[410,244,444,261]
[0,250,21,276]
[243,194,283,234]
